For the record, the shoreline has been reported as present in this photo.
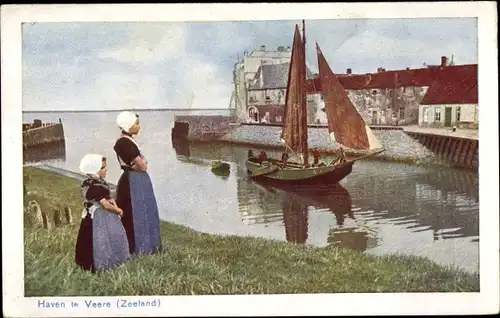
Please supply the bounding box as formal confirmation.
[185,138,464,170]
[23,166,479,296]
[171,116,478,170]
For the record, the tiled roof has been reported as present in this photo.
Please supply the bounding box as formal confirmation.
[249,62,315,90]
[305,64,477,102]
[420,64,477,105]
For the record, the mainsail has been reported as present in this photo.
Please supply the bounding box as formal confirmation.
[281,25,309,165]
[316,44,382,150]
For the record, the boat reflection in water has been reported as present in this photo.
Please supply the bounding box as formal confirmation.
[172,137,230,181]
[251,179,377,250]
[23,140,66,164]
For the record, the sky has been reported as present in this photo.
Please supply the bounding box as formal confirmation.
[22,18,477,111]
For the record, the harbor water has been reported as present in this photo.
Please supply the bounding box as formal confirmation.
[23,110,479,274]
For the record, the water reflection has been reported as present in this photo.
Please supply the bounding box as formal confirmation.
[23,141,66,164]
[172,137,190,159]
[172,138,231,181]
[252,180,379,250]
[186,141,479,246]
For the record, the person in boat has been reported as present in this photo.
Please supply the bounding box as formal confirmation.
[338,147,347,163]
[113,111,162,255]
[312,148,320,166]
[247,149,254,159]
[281,151,289,168]
[330,147,347,166]
[75,153,131,273]
[258,150,268,163]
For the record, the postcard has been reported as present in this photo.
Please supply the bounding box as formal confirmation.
[2,2,499,317]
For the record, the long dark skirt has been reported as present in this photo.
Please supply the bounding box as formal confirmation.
[116,170,162,255]
[75,206,131,273]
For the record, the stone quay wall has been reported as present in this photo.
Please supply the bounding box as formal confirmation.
[173,115,232,141]
[216,124,449,166]
[23,122,65,149]
[173,116,478,168]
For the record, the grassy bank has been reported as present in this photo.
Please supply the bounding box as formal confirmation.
[23,167,479,296]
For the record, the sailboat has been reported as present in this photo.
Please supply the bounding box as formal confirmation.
[245,20,385,186]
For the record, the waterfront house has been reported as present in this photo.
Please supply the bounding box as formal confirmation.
[246,62,319,124]
[418,64,478,128]
[310,56,458,126]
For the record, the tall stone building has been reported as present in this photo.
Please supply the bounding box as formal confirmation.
[228,46,292,123]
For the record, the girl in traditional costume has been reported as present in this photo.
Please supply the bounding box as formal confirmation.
[75,154,131,273]
[113,111,162,255]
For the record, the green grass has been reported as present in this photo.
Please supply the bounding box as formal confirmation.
[23,167,479,296]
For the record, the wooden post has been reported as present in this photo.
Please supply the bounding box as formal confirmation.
[64,206,73,224]
[53,208,63,227]
[28,200,43,228]
[41,209,51,229]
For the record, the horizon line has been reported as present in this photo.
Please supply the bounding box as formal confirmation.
[22,108,230,113]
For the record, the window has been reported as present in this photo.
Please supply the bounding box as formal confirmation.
[399,107,405,119]
[435,108,441,122]
[372,90,377,95]
[275,116,282,122]
[389,90,393,98]
[456,106,461,122]
[320,95,324,101]
[423,107,428,122]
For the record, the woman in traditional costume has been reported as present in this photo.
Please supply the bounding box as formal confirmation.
[113,111,162,255]
[75,154,131,273]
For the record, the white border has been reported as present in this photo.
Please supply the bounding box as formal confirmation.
[2,2,499,317]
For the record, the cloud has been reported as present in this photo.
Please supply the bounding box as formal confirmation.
[98,23,186,64]
[308,18,477,74]
[22,19,477,111]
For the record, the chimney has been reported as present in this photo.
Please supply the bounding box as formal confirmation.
[260,45,266,51]
[406,67,410,70]
[441,56,447,67]
[346,68,352,75]
[377,67,382,73]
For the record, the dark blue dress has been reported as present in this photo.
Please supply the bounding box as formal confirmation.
[113,135,162,255]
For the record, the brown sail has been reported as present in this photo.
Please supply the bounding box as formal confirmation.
[317,43,380,150]
[281,25,308,165]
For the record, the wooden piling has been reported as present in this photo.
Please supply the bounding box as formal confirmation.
[404,131,477,169]
[41,209,51,229]
[53,208,63,227]
[28,200,43,228]
[64,206,73,224]
[459,140,471,166]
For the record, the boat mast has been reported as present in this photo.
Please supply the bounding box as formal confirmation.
[301,19,309,166]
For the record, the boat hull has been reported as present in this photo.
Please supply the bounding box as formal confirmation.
[245,159,353,186]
